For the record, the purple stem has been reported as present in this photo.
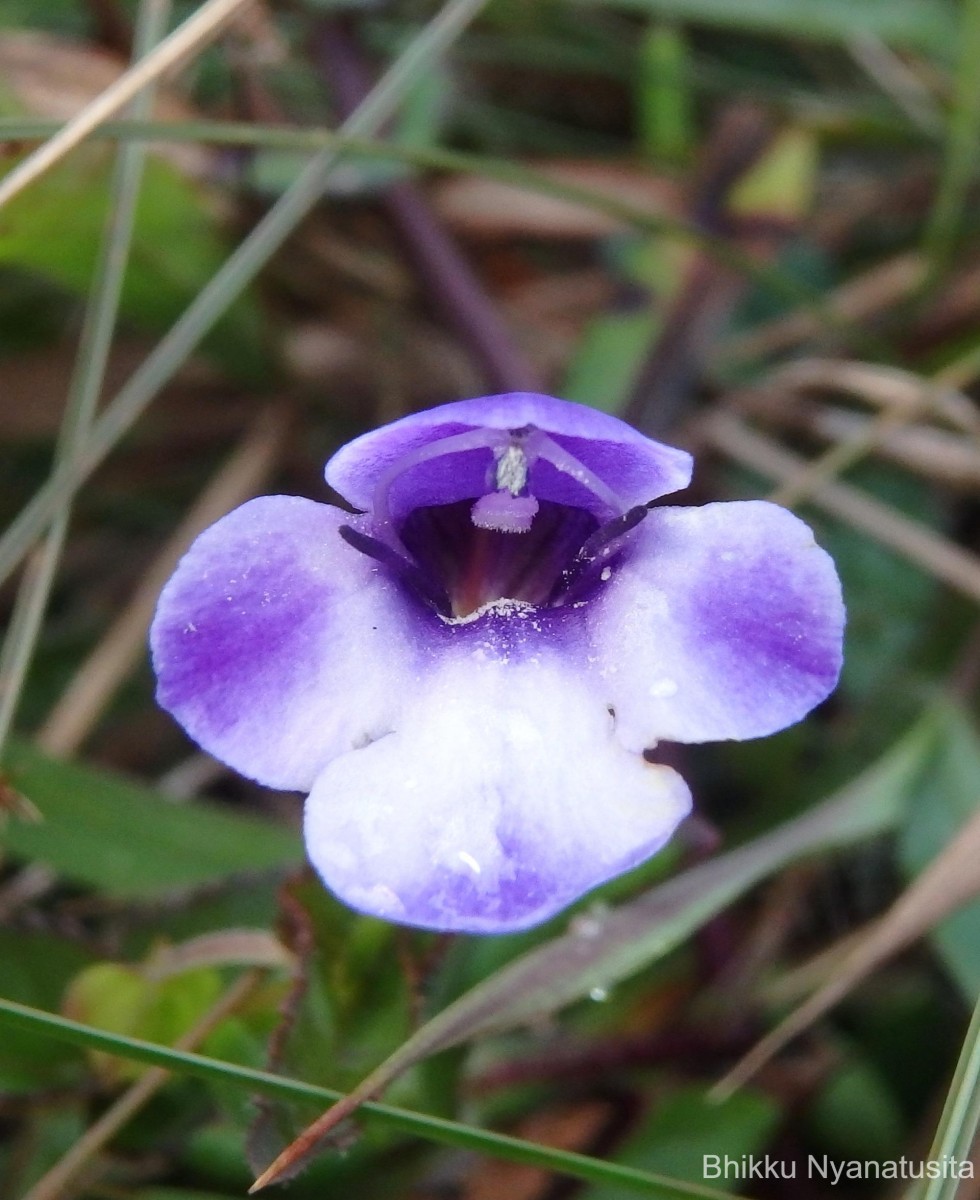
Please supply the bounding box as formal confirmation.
[314,18,541,395]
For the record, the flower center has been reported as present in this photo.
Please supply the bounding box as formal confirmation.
[341,423,648,619]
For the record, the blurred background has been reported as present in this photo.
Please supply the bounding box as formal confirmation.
[2,1,980,1197]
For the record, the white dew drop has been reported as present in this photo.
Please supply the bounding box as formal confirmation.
[457,850,482,876]
[588,986,610,1003]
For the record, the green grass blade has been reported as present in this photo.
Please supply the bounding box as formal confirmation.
[921,0,980,285]
[0,0,171,754]
[572,0,955,52]
[915,990,980,1200]
[0,996,741,1200]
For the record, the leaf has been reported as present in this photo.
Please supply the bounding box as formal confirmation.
[0,149,266,378]
[574,0,955,53]
[898,702,980,996]
[63,960,224,1083]
[580,1086,780,1200]
[250,715,929,1188]
[0,927,91,1089]
[0,739,302,897]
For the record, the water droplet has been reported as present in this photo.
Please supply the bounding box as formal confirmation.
[589,986,609,1002]
[600,566,612,582]
[457,851,482,875]
[649,678,678,698]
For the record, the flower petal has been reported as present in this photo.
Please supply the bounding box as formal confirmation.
[150,496,421,791]
[325,393,693,518]
[590,501,844,750]
[303,656,692,933]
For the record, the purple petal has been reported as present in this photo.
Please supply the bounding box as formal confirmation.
[325,393,693,520]
[304,656,692,933]
[150,496,422,791]
[589,501,844,750]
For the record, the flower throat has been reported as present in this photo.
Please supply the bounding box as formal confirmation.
[340,426,649,619]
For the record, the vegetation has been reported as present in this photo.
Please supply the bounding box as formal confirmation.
[1,1,980,1197]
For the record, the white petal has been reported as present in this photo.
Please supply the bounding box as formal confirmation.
[304,655,691,933]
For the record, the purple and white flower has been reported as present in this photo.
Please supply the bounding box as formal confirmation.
[150,393,844,934]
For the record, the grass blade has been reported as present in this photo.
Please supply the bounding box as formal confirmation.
[0,996,741,1200]
[0,0,171,754]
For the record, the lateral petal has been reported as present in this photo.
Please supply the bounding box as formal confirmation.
[150,496,422,791]
[589,501,844,751]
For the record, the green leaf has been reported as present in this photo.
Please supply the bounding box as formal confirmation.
[637,24,694,165]
[562,309,661,413]
[573,0,956,53]
[0,149,267,379]
[806,1047,906,1160]
[63,960,223,1082]
[1,739,302,897]
[897,703,980,998]
[581,1086,780,1200]
[0,927,91,1089]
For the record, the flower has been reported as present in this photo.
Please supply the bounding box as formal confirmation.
[150,393,844,934]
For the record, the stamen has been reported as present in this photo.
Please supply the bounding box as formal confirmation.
[338,525,450,614]
[372,427,509,536]
[574,505,649,564]
[524,429,624,514]
[553,505,649,605]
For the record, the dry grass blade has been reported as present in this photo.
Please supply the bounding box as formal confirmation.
[0,0,254,211]
[772,359,980,433]
[718,252,926,365]
[22,968,264,1200]
[741,399,980,491]
[707,411,980,604]
[748,358,980,507]
[712,805,980,1101]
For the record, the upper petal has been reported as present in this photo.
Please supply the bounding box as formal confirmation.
[303,654,691,934]
[325,393,693,518]
[150,495,422,791]
[589,501,844,750]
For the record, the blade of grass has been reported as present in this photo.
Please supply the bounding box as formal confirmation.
[0,0,172,756]
[921,0,980,288]
[0,996,740,1200]
[0,0,253,212]
[573,0,955,53]
[0,0,491,594]
[0,117,884,353]
[712,804,980,1100]
[914,991,980,1200]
